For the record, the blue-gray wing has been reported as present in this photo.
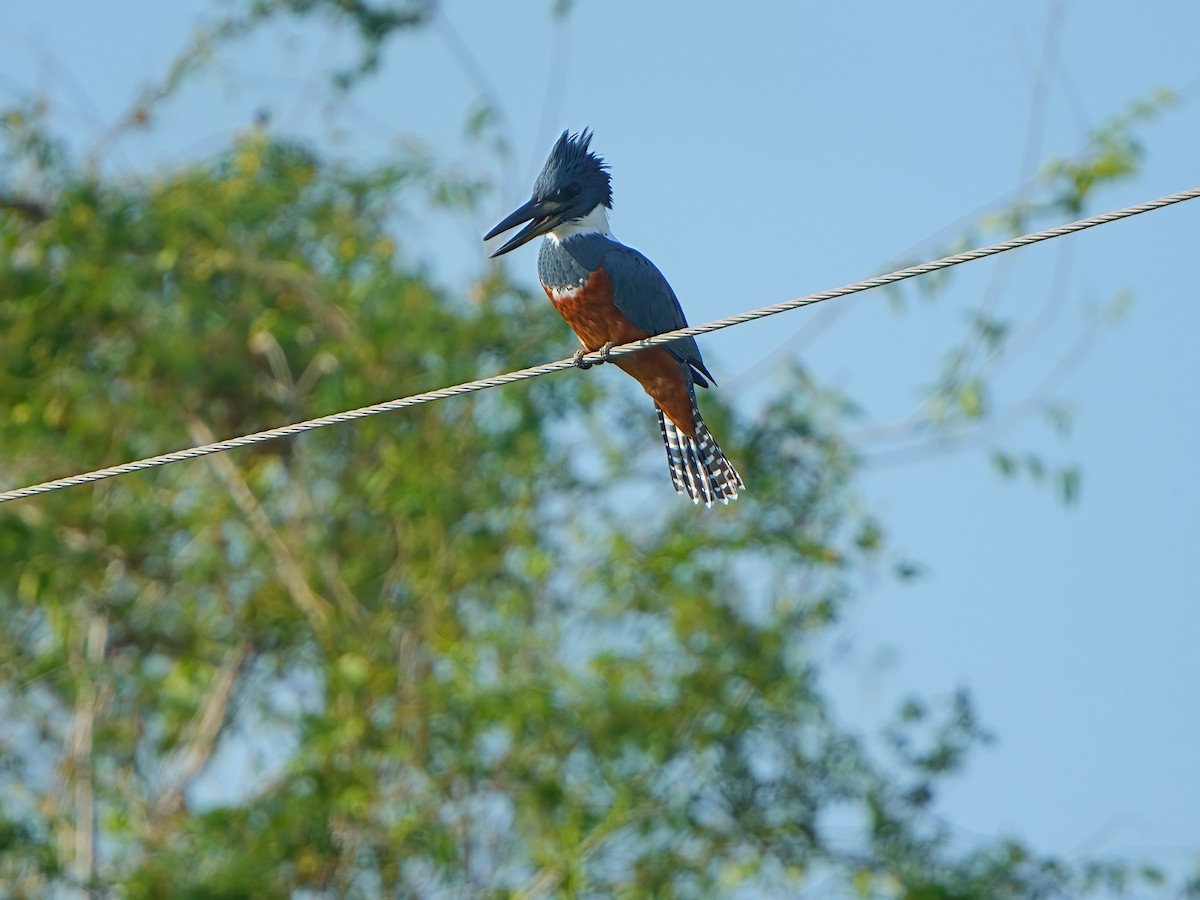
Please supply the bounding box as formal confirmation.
[602,244,715,387]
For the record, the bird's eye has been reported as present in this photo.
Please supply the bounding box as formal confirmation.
[564,181,582,197]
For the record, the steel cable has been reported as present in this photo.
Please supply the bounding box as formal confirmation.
[2,186,1197,505]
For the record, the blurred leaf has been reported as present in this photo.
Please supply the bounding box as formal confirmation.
[992,450,1017,477]
[958,377,987,419]
[1058,465,1082,506]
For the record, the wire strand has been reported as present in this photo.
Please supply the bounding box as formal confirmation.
[2,186,1198,505]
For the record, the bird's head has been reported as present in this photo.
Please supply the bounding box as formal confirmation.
[484,129,612,257]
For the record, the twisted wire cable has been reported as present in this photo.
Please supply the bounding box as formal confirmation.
[2,186,1197,505]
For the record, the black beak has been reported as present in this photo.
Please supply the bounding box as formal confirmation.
[484,197,558,257]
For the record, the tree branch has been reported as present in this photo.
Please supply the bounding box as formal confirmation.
[150,638,254,823]
[186,416,337,631]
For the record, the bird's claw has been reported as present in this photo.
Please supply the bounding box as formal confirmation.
[573,342,616,370]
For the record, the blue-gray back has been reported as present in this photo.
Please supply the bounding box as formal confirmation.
[538,234,712,385]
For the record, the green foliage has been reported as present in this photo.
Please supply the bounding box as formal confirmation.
[1042,88,1177,215]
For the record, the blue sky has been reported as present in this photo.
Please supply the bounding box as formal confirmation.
[4,0,1199,884]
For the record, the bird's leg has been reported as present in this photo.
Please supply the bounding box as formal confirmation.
[571,348,593,370]
[597,341,616,365]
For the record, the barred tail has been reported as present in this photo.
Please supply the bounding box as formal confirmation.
[656,406,744,507]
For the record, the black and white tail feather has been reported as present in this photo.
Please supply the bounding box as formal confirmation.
[655,406,744,507]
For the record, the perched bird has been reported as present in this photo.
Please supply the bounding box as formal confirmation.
[484,129,743,506]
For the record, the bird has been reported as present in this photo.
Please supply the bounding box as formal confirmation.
[484,129,743,506]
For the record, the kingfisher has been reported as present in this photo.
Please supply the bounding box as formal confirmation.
[484,129,743,506]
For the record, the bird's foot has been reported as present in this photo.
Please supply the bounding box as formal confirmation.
[573,342,616,370]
